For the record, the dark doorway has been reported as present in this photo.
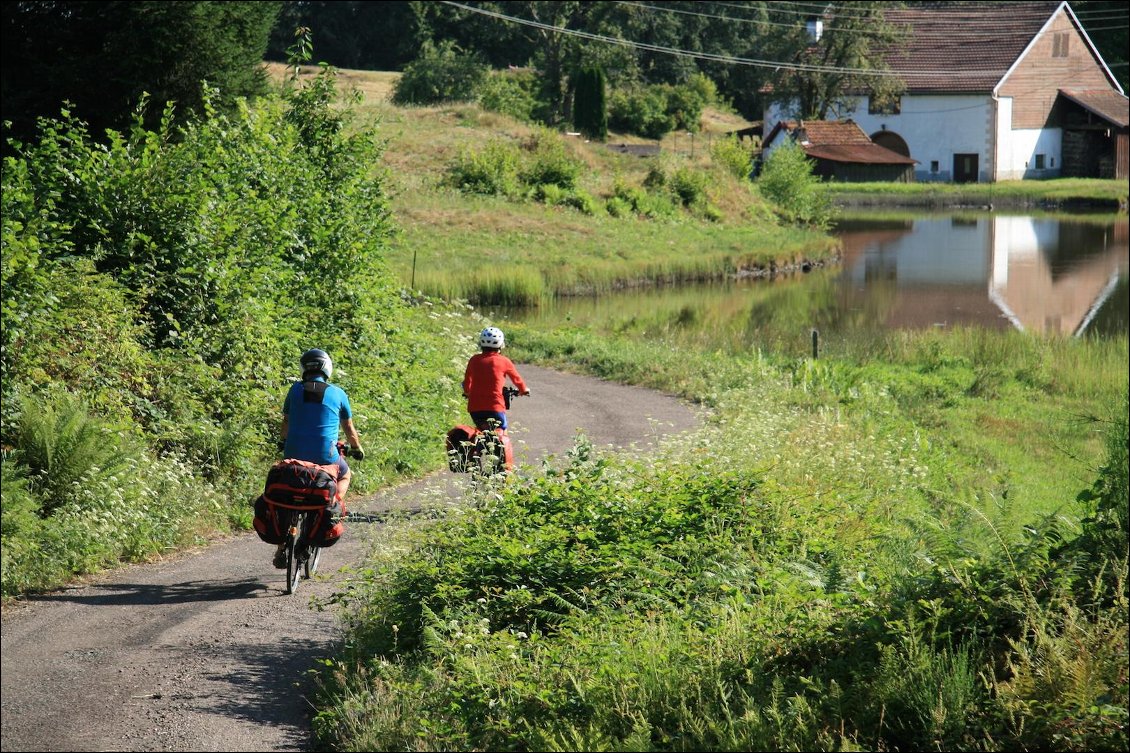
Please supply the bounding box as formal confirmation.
[953,153,979,183]
[871,130,911,157]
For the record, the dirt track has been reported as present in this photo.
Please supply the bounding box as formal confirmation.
[1,365,700,752]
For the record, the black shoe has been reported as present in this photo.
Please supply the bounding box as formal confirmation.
[272,546,287,569]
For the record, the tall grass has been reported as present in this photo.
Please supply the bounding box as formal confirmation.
[315,327,1127,749]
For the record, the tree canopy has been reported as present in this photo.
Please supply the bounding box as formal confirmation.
[2,1,281,146]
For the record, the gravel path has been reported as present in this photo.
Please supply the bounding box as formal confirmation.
[1,365,701,752]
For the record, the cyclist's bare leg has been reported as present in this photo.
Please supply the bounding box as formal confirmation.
[337,469,352,500]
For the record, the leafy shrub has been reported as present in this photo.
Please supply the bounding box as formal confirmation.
[757,141,831,227]
[478,69,539,122]
[711,134,757,180]
[538,185,598,216]
[520,128,583,189]
[564,188,598,215]
[606,77,710,139]
[392,40,488,106]
[611,180,677,219]
[662,81,706,133]
[443,139,523,196]
[605,196,632,218]
[608,87,675,140]
[669,167,709,207]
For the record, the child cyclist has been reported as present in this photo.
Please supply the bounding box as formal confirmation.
[462,327,529,431]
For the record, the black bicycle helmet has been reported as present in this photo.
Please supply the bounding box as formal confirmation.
[300,348,333,380]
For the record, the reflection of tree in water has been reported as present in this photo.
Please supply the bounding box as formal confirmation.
[1046,220,1127,280]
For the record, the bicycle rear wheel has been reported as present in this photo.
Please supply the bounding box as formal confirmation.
[304,545,322,578]
[285,513,304,594]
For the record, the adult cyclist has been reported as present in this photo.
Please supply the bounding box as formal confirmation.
[462,327,530,431]
[273,347,364,568]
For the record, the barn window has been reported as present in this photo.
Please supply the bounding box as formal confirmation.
[1053,32,1070,58]
[930,160,939,173]
[1035,154,1046,170]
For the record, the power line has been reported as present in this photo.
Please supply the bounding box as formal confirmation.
[441,1,1036,78]
[623,1,1126,36]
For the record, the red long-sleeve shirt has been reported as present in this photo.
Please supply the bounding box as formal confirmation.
[463,351,527,412]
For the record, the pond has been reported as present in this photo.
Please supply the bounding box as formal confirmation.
[492,213,1129,355]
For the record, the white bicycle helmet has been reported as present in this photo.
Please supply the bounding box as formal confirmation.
[300,348,333,380]
[478,327,505,349]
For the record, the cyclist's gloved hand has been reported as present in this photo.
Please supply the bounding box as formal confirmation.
[522,390,531,397]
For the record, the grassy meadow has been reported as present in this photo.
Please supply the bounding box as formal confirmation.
[286,63,837,305]
[287,69,1129,751]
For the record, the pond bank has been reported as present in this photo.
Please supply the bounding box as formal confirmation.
[820,178,1128,213]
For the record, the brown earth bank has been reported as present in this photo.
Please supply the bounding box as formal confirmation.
[0,365,701,752]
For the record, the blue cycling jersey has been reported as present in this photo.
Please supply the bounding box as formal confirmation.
[282,377,352,464]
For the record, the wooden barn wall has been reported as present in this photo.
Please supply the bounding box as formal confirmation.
[997,10,1114,130]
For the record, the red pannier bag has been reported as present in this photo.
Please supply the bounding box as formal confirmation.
[253,459,347,547]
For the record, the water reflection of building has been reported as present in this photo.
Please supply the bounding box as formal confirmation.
[990,217,1128,335]
[835,216,1129,335]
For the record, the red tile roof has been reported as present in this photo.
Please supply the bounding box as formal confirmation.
[878,2,1062,93]
[1059,88,1130,128]
[804,143,917,165]
[765,119,917,164]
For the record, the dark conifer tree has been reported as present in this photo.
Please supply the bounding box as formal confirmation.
[573,66,607,141]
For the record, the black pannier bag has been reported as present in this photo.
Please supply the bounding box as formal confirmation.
[252,459,346,547]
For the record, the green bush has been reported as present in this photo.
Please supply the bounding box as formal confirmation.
[478,69,539,122]
[711,134,756,180]
[520,128,583,190]
[1,65,469,595]
[391,40,488,106]
[9,390,140,516]
[608,87,675,140]
[757,141,831,227]
[443,139,523,196]
[605,196,632,218]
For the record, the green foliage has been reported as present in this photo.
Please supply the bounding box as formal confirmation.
[611,179,677,219]
[757,142,832,227]
[608,86,676,140]
[444,129,583,207]
[317,315,1127,751]
[8,390,140,517]
[1,59,471,595]
[711,134,756,180]
[519,128,583,190]
[1,1,281,146]
[444,139,523,197]
[606,78,711,140]
[478,70,540,122]
[391,40,489,106]
[572,66,608,141]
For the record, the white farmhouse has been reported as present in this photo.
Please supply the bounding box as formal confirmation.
[762,1,1128,182]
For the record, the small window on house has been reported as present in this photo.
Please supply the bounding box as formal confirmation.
[1035,154,1045,170]
[869,93,901,115]
[930,160,939,173]
[1050,156,1055,167]
[1053,32,1070,58]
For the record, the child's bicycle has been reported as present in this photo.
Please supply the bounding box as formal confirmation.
[446,387,524,476]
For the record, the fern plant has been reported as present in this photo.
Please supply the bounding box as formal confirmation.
[11,390,139,515]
